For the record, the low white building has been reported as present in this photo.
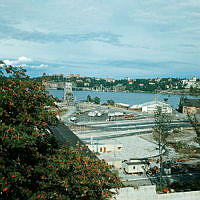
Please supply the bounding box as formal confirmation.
[87,141,123,154]
[141,101,172,114]
[123,159,146,174]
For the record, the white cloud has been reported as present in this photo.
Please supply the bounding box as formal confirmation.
[29,64,48,69]
[19,63,48,69]
[3,56,32,65]
[2,57,48,70]
[18,56,32,63]
[3,59,14,65]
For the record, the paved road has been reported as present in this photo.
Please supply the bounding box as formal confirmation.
[74,118,191,140]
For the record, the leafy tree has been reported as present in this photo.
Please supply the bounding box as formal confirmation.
[107,100,115,106]
[94,96,100,104]
[0,63,121,199]
[153,106,171,189]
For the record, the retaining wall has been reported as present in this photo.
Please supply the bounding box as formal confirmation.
[113,186,200,200]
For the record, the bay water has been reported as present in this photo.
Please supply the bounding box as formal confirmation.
[47,89,190,109]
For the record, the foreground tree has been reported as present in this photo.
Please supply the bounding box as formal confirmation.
[0,63,121,199]
[187,112,200,144]
[153,107,171,189]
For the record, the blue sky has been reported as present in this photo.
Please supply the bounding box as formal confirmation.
[0,0,199,78]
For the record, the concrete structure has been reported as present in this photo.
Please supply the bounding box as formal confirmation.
[113,186,200,200]
[141,101,173,114]
[123,159,146,174]
[63,82,74,105]
[87,141,123,154]
[64,82,72,95]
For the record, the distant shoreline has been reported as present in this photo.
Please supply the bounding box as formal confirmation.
[72,88,200,97]
[47,87,200,97]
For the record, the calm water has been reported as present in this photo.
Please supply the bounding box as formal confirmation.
[48,89,196,109]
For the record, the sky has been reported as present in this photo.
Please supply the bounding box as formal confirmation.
[0,0,200,79]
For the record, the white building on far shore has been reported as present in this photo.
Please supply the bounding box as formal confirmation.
[182,77,199,89]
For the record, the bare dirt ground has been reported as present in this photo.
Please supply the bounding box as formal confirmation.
[140,127,200,162]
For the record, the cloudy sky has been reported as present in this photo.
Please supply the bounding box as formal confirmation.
[0,0,199,78]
